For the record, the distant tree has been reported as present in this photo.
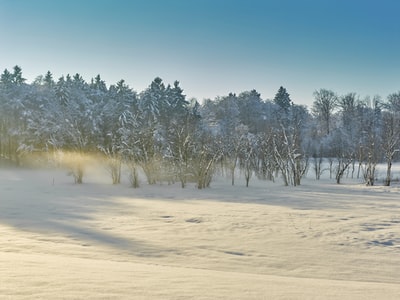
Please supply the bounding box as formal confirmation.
[72,73,85,88]
[163,81,195,187]
[257,130,276,181]
[43,71,54,87]
[55,76,69,106]
[383,91,400,181]
[0,69,13,86]
[237,89,264,133]
[192,130,221,189]
[238,131,258,187]
[387,91,400,112]
[12,65,26,85]
[337,93,360,177]
[32,75,44,86]
[98,79,137,184]
[273,86,292,112]
[139,77,165,125]
[32,73,96,183]
[272,125,307,186]
[0,66,29,164]
[327,128,354,184]
[312,89,338,135]
[360,97,382,186]
[212,93,243,185]
[167,81,189,116]
[90,74,107,94]
[339,93,358,131]
[381,110,400,186]
[136,77,168,184]
[32,71,55,88]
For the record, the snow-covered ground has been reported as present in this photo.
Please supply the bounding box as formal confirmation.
[1,166,400,299]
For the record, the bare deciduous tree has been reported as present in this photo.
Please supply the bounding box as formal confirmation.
[312,89,338,135]
[381,111,400,186]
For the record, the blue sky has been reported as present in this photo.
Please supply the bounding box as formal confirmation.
[1,0,399,106]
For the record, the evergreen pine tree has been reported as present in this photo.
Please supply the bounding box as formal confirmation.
[273,86,292,112]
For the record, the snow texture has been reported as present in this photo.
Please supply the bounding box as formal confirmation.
[1,167,400,299]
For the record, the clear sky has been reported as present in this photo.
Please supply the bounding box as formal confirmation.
[0,0,399,106]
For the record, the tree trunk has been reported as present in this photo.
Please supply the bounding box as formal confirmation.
[129,163,140,188]
[384,160,392,186]
[245,165,251,187]
[329,159,333,179]
[230,165,235,186]
[74,165,84,184]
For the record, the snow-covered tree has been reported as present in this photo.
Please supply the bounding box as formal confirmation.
[11,65,26,85]
[381,97,400,186]
[43,71,55,87]
[387,91,400,112]
[238,131,258,187]
[273,86,292,112]
[272,127,303,186]
[359,97,382,186]
[191,130,221,189]
[152,82,196,187]
[0,66,30,165]
[97,79,137,184]
[312,89,338,135]
[237,90,264,133]
[139,77,165,125]
[211,93,242,184]
[26,73,98,183]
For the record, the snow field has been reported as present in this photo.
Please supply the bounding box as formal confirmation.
[1,167,400,299]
